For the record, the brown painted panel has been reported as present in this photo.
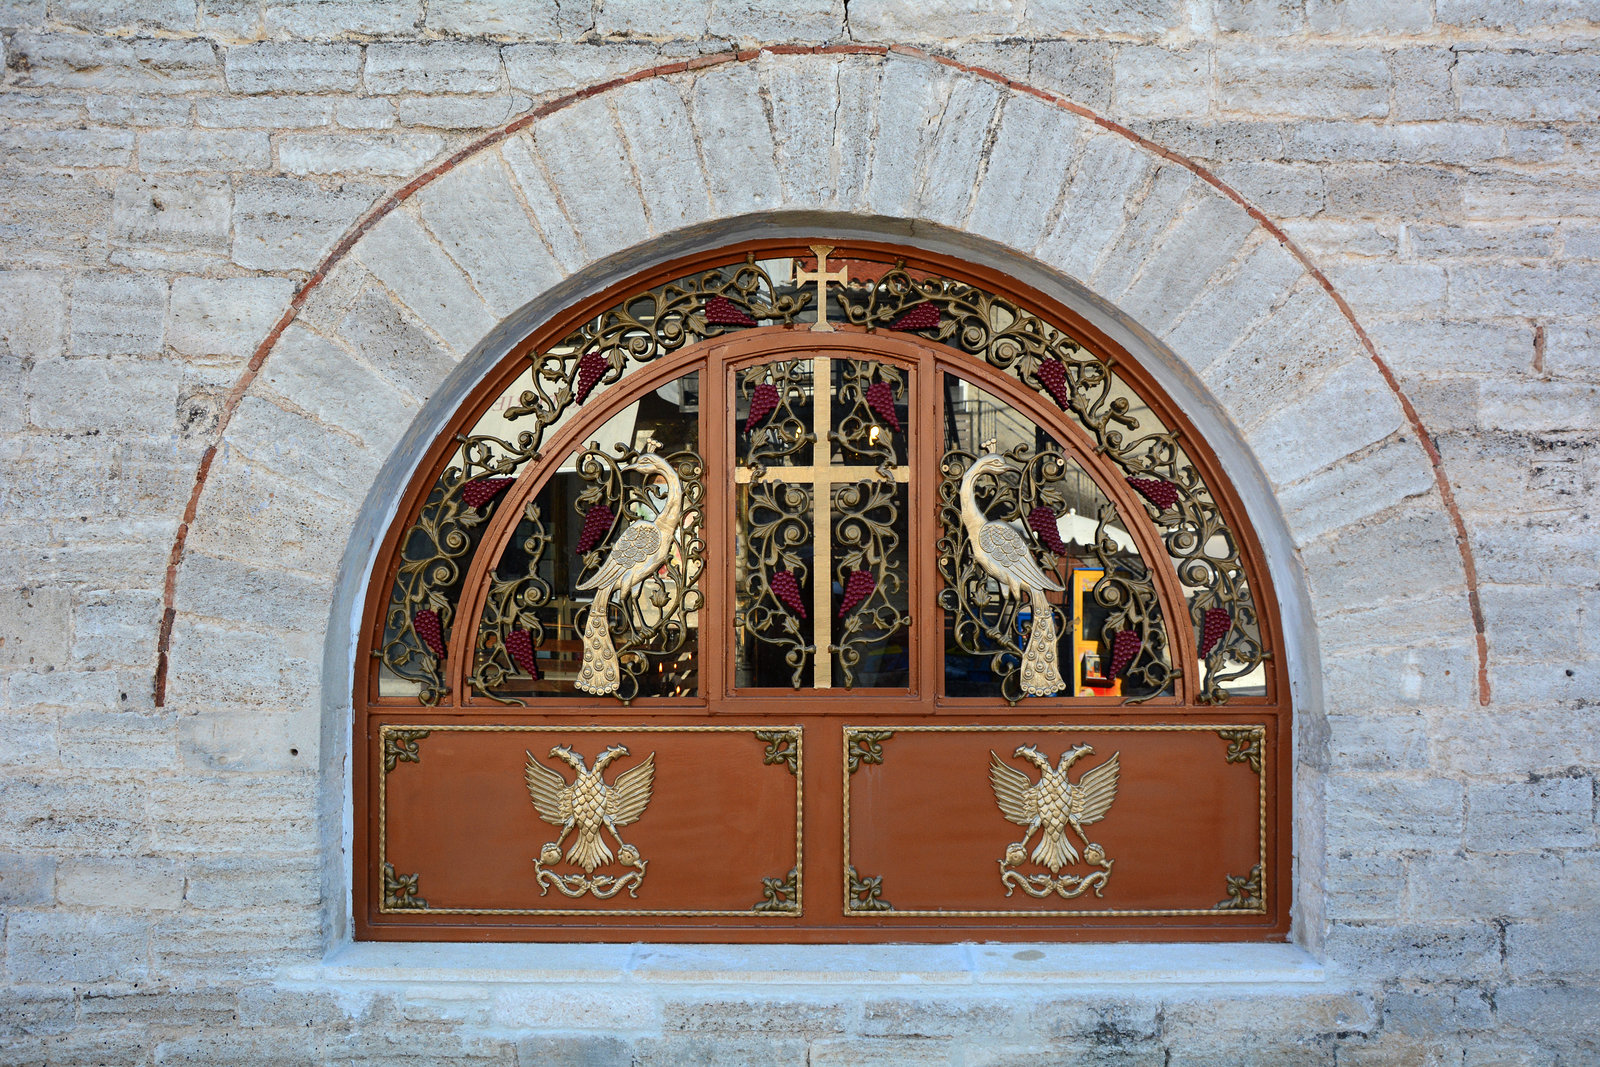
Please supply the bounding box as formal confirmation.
[376,724,802,917]
[843,724,1267,917]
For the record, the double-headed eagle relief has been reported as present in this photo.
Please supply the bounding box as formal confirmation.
[576,451,684,697]
[990,744,1120,898]
[958,449,1067,697]
[525,744,655,898]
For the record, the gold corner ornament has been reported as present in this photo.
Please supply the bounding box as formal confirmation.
[755,728,800,775]
[381,862,427,910]
[795,244,847,332]
[990,745,1120,899]
[845,864,892,912]
[1217,863,1264,911]
[845,728,893,773]
[1218,726,1264,774]
[754,868,800,913]
[382,727,430,773]
[524,744,655,899]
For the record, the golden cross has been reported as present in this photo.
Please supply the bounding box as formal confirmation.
[795,244,848,332]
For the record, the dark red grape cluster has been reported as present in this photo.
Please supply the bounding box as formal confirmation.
[705,295,756,326]
[769,569,806,618]
[865,380,900,432]
[1026,505,1067,553]
[746,382,779,431]
[1199,607,1231,657]
[505,628,540,679]
[1035,358,1071,410]
[413,609,446,658]
[574,350,607,404]
[460,477,514,510]
[575,503,615,554]
[1109,628,1142,678]
[838,570,876,617]
[1127,477,1179,512]
[889,302,940,330]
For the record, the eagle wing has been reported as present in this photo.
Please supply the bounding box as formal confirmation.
[524,754,571,826]
[989,751,1039,826]
[577,520,663,591]
[1068,751,1120,825]
[978,522,1065,593]
[604,751,655,827]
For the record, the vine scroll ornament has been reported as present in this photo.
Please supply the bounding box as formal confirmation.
[525,744,655,899]
[990,745,1120,899]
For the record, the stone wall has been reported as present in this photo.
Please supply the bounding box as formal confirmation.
[1,1,1597,1063]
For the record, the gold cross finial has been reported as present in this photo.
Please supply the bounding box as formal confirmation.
[795,244,848,333]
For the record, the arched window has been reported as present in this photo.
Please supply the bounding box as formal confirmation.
[357,243,1289,941]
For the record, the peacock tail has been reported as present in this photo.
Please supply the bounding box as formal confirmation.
[576,590,620,695]
[1019,587,1065,697]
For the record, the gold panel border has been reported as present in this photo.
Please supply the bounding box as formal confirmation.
[378,723,803,917]
[841,723,1268,918]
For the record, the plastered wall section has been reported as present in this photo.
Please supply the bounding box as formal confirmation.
[0,3,1597,1064]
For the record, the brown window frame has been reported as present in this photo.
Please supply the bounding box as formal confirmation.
[354,240,1292,943]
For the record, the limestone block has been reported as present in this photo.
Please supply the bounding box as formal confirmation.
[365,42,504,94]
[0,853,55,905]
[497,135,585,271]
[1112,44,1209,120]
[139,127,271,172]
[502,41,688,98]
[181,851,321,908]
[1439,0,1599,30]
[174,552,334,634]
[395,94,529,129]
[1327,712,1431,772]
[1323,921,1504,981]
[1507,912,1600,980]
[221,394,386,501]
[179,707,319,773]
[1088,165,1196,299]
[110,174,232,268]
[1027,39,1114,111]
[614,78,712,234]
[1245,360,1405,487]
[256,323,422,448]
[147,772,317,852]
[167,276,295,360]
[858,995,1020,1038]
[337,97,398,129]
[1466,776,1595,851]
[53,0,197,34]
[25,355,186,435]
[489,989,660,1031]
[426,0,565,39]
[831,55,882,212]
[1216,46,1391,120]
[1286,121,1503,166]
[1038,132,1154,283]
[595,0,709,37]
[0,772,152,852]
[848,0,1023,38]
[758,52,841,209]
[336,286,460,401]
[808,1038,954,1065]
[261,0,422,40]
[861,55,954,220]
[691,64,782,217]
[152,908,324,979]
[0,586,72,670]
[68,271,167,357]
[0,91,86,123]
[708,0,843,40]
[915,76,1003,229]
[631,1035,811,1065]
[6,912,151,986]
[58,857,184,910]
[1025,0,1182,35]
[1116,193,1259,335]
[660,995,851,1035]
[153,1027,320,1065]
[1329,774,1463,852]
[278,132,446,176]
[517,1036,632,1067]
[532,96,649,260]
[231,176,380,272]
[0,711,57,767]
[1306,0,1433,33]
[1212,0,1302,34]
[197,95,336,129]
[78,986,242,1030]
[968,92,1085,254]
[8,33,222,92]
[1387,47,1456,122]
[1203,287,1366,429]
[1161,992,1377,1047]
[1159,235,1306,371]
[1277,437,1438,547]
[224,43,364,93]
[56,708,178,770]
[1478,379,1600,433]
[1214,160,1327,219]
[1408,853,1573,921]
[1457,50,1600,123]
[0,126,135,168]
[1323,849,1407,922]
[352,210,495,354]
[0,170,113,268]
[1303,507,1466,616]
[1324,163,1462,220]
[1493,985,1600,1050]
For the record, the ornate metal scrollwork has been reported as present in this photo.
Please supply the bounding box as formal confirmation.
[381,862,427,910]
[831,478,907,690]
[1086,504,1177,700]
[845,864,892,912]
[830,358,903,471]
[737,479,814,689]
[845,729,893,773]
[1217,863,1264,911]
[469,501,552,704]
[1218,727,1264,774]
[755,728,800,775]
[742,359,817,474]
[572,445,705,702]
[839,263,1266,703]
[755,868,800,913]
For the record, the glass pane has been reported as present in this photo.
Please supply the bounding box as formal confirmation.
[939,374,1173,702]
[471,372,702,703]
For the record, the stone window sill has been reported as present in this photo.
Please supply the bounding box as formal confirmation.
[288,942,1325,988]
